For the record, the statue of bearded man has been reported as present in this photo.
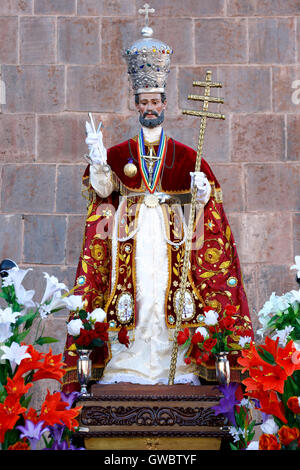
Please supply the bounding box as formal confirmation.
[62,18,253,394]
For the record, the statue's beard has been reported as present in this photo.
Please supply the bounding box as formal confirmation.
[139,110,165,128]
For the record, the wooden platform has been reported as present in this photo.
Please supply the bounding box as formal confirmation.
[75,383,228,450]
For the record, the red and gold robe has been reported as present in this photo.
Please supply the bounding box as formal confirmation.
[62,135,253,393]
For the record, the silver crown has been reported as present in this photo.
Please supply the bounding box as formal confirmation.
[123,4,173,94]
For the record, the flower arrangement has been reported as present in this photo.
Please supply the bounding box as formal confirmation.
[224,256,300,450]
[177,304,252,365]
[67,307,109,350]
[0,264,85,450]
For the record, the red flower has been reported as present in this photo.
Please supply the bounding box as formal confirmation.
[32,349,66,383]
[219,316,235,331]
[259,434,281,450]
[177,328,189,345]
[184,357,191,364]
[203,338,217,352]
[224,304,237,316]
[7,439,30,450]
[94,322,109,342]
[287,396,300,414]
[0,396,27,443]
[191,332,204,345]
[40,391,81,430]
[13,344,44,380]
[118,326,130,348]
[250,389,287,424]
[278,426,300,447]
[75,328,95,347]
[277,340,300,376]
[4,376,32,399]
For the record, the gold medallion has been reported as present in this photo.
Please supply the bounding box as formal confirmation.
[124,162,137,178]
[144,194,159,208]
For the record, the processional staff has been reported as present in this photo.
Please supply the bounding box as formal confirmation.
[168,70,225,385]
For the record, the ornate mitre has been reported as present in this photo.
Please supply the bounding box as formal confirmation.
[123,3,173,94]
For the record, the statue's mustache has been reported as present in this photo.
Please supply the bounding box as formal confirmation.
[143,111,159,118]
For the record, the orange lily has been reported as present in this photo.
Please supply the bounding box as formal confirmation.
[39,391,81,430]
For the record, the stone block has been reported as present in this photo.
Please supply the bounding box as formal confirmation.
[1,164,56,213]
[240,263,258,330]
[0,1,32,15]
[245,163,300,212]
[58,17,100,65]
[34,0,76,14]
[20,16,56,64]
[136,0,225,16]
[0,114,35,162]
[218,66,271,113]
[56,164,87,214]
[66,215,86,265]
[273,65,300,112]
[287,114,300,161]
[0,17,17,63]
[293,213,300,258]
[239,212,293,264]
[231,114,285,162]
[77,0,136,16]
[195,18,247,64]
[178,66,220,113]
[227,0,300,16]
[2,65,65,113]
[0,214,22,264]
[23,214,67,264]
[101,17,139,66]
[211,163,244,212]
[249,18,296,64]
[66,65,127,112]
[37,113,88,163]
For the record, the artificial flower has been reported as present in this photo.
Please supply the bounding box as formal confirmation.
[177,328,189,345]
[39,391,81,430]
[287,396,300,414]
[191,331,204,345]
[278,425,300,447]
[4,376,32,399]
[0,342,31,370]
[290,255,300,278]
[0,322,13,343]
[212,382,240,426]
[224,304,237,316]
[0,306,21,324]
[94,322,109,342]
[259,433,281,450]
[118,326,130,348]
[272,326,294,347]
[7,439,30,450]
[195,326,209,339]
[40,272,68,305]
[260,417,279,435]
[63,295,85,311]
[238,336,252,348]
[88,307,106,323]
[17,420,49,451]
[67,318,83,337]
[31,349,66,383]
[203,338,217,352]
[203,309,219,326]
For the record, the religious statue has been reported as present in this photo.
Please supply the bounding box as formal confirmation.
[62,5,253,394]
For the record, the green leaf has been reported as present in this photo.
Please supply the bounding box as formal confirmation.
[35,336,59,346]
[9,328,30,344]
[91,338,104,348]
[257,346,276,365]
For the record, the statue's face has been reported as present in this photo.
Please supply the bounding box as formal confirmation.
[135,93,167,128]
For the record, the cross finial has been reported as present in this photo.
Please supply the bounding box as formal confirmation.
[138,3,155,27]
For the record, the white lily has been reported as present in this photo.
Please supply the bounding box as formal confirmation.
[0,323,13,343]
[290,255,300,278]
[0,307,21,325]
[40,272,68,305]
[272,325,294,347]
[238,336,252,348]
[2,267,36,311]
[0,341,31,370]
[289,289,300,304]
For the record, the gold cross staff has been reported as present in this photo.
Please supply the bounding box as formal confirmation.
[168,70,225,385]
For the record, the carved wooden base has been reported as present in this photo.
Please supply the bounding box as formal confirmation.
[75,384,228,450]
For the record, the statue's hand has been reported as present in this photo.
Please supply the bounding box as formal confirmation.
[85,121,107,165]
[190,171,211,205]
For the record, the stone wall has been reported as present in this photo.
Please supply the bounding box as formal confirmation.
[0,0,299,393]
